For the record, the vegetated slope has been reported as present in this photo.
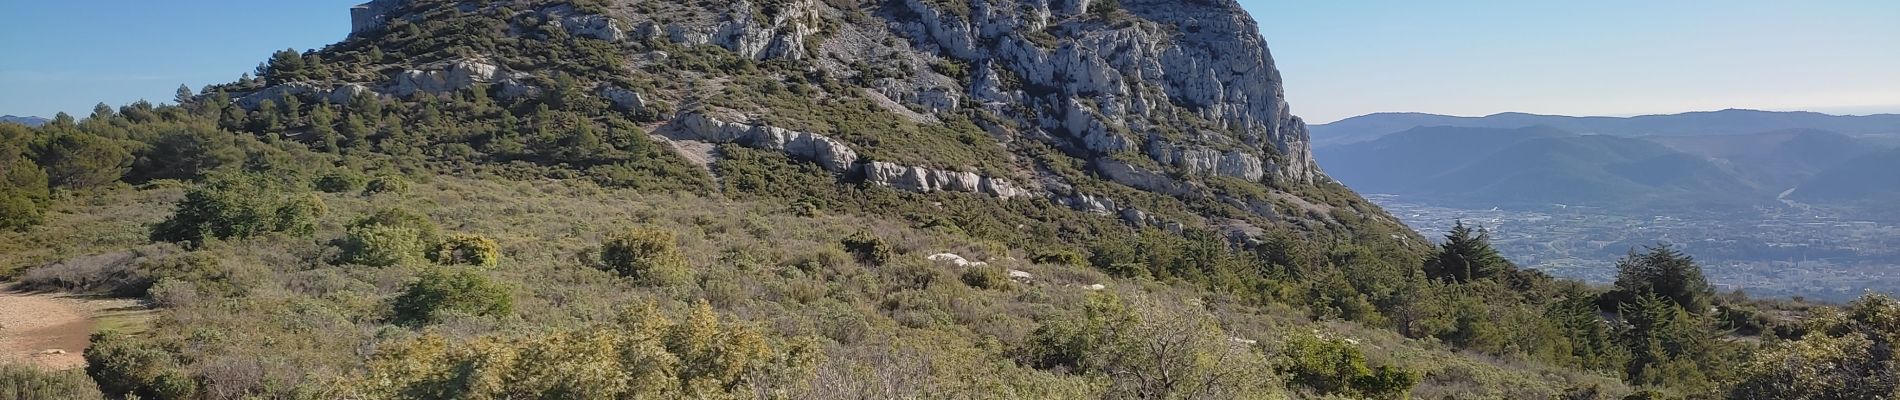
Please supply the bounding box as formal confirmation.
[1318,125,1764,209]
[1313,109,1900,147]
[1790,147,1900,206]
[1649,128,1880,191]
[6,0,1891,398]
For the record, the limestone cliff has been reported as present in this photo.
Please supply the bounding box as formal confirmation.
[231,0,1402,241]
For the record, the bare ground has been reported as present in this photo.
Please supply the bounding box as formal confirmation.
[0,284,146,370]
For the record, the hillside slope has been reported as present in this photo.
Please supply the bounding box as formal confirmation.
[1318,125,1767,209]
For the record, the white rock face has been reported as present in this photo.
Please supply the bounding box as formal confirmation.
[350,0,405,35]
[862,162,1026,199]
[635,0,818,60]
[664,113,1024,198]
[894,0,1320,183]
[598,86,647,114]
[669,113,861,173]
[386,59,536,100]
[542,6,625,41]
[1148,143,1266,181]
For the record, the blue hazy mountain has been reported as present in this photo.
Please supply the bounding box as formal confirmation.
[0,115,49,127]
[1315,125,1890,211]
[1313,109,1900,147]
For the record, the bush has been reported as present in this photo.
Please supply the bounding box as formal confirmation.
[150,173,318,246]
[433,234,501,266]
[1030,249,1086,267]
[841,232,892,265]
[960,265,1012,291]
[86,331,197,400]
[363,174,410,195]
[312,170,365,193]
[0,190,43,232]
[0,145,48,231]
[391,268,515,325]
[17,246,178,297]
[1277,332,1417,399]
[340,224,429,267]
[598,227,690,285]
[272,193,326,236]
[0,363,105,400]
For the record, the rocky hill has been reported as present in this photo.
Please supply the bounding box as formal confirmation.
[213,0,1406,246]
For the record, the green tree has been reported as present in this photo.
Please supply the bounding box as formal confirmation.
[598,227,691,285]
[33,131,131,189]
[130,124,242,182]
[1278,332,1418,399]
[390,268,514,325]
[1609,245,1714,314]
[150,172,321,246]
[0,129,50,230]
[1618,294,1721,391]
[1423,221,1514,283]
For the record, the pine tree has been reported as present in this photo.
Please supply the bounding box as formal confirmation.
[1424,221,1514,283]
[1610,245,1714,314]
[174,84,195,105]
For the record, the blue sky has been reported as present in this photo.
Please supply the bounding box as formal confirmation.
[2,1,1896,123]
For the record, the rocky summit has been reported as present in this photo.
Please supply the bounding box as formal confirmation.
[223,0,1398,244]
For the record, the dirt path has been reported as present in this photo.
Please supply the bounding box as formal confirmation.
[0,285,145,370]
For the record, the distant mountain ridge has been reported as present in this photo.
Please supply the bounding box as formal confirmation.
[0,115,49,127]
[1317,125,1893,211]
[1313,109,1900,147]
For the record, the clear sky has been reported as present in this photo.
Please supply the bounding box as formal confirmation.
[2,1,1897,124]
[1242,0,1900,122]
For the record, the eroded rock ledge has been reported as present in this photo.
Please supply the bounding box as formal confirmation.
[661,113,1025,199]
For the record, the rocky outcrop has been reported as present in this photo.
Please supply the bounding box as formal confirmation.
[350,0,405,35]
[1147,143,1267,181]
[632,0,818,60]
[541,6,625,41]
[663,113,1026,198]
[893,0,1320,184]
[388,59,535,99]
[862,162,1026,198]
[599,86,647,114]
[236,83,375,110]
[666,113,860,173]
[1095,159,1189,196]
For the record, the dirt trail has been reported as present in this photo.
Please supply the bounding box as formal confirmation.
[0,285,143,370]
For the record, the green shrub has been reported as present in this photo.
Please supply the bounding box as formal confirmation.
[960,265,1013,291]
[151,173,309,246]
[1030,249,1086,267]
[1277,332,1417,399]
[841,232,892,265]
[598,227,691,285]
[433,234,501,266]
[340,224,429,267]
[391,268,515,325]
[85,331,197,400]
[0,363,105,400]
[364,174,410,195]
[0,189,42,232]
[313,170,366,193]
[272,193,326,236]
